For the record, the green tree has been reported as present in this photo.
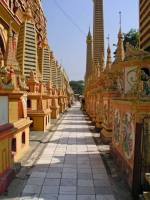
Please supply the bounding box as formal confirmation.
[70,80,84,95]
[124,29,139,50]
[113,29,139,57]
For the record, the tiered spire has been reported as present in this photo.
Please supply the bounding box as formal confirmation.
[4,25,20,70]
[85,27,93,85]
[114,12,125,63]
[28,70,39,83]
[86,27,92,43]
[105,36,112,73]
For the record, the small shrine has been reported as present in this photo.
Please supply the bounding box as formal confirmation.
[26,70,52,132]
[0,26,31,194]
[84,24,150,190]
[110,43,150,189]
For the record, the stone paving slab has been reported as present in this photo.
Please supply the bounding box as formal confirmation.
[18,102,116,200]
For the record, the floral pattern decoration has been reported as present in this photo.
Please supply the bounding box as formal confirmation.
[113,109,120,145]
[122,113,134,159]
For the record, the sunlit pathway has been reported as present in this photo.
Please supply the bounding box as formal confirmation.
[20,102,115,200]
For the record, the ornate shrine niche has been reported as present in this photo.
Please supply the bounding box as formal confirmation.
[22,132,25,145]
[11,138,16,154]
[27,99,31,109]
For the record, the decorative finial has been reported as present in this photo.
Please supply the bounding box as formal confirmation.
[106,34,111,53]
[106,34,110,45]
[114,12,125,63]
[119,12,121,28]
[118,12,123,38]
[86,27,92,43]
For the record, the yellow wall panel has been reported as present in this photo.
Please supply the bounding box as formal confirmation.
[0,138,9,174]
[32,100,37,110]
[9,100,18,122]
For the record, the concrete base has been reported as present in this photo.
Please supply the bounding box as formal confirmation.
[92,117,97,125]
[100,132,112,144]
[59,103,64,113]
[95,127,101,133]
[0,169,15,195]
[95,122,103,132]
[100,124,112,144]
[51,107,59,119]
[110,143,133,190]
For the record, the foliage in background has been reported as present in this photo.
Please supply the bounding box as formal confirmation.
[113,29,139,57]
[70,80,84,95]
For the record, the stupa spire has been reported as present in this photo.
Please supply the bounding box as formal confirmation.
[114,12,125,63]
[4,22,19,69]
[105,35,112,72]
[85,27,92,85]
[86,26,92,43]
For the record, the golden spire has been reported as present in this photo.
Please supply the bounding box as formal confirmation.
[4,23,19,69]
[114,12,125,63]
[46,80,52,93]
[29,70,35,79]
[105,35,112,73]
[28,69,40,83]
[86,26,92,43]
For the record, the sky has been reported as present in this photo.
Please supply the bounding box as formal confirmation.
[42,0,139,81]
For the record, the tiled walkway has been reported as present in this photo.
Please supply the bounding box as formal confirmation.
[20,102,115,200]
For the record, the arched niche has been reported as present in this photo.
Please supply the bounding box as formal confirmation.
[12,138,17,154]
[22,132,25,145]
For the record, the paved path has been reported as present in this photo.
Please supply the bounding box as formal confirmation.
[20,102,115,200]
